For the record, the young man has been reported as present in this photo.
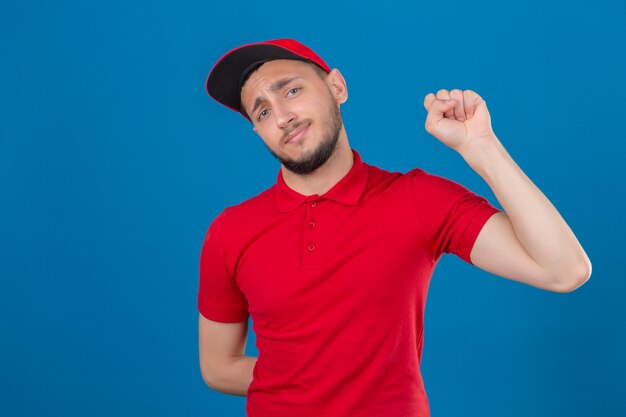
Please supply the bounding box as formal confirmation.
[198,39,592,416]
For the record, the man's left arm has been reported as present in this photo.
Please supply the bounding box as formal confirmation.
[423,89,592,293]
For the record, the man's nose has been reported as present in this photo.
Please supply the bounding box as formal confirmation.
[274,103,296,129]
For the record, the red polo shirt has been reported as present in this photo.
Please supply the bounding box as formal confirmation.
[198,149,502,417]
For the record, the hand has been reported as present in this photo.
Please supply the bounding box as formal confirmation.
[423,89,495,153]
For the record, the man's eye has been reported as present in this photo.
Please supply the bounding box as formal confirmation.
[258,109,269,120]
[287,87,301,96]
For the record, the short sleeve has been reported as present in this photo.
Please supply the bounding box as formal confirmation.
[411,169,503,265]
[197,210,250,322]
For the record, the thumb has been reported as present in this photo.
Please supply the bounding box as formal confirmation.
[424,98,456,120]
[428,99,456,115]
[424,99,457,134]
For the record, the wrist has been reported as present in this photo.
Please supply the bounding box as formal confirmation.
[458,135,511,179]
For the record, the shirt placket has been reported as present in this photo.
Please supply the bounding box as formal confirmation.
[301,196,321,269]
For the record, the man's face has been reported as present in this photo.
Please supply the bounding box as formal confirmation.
[240,59,344,175]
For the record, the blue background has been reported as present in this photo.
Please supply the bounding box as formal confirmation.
[1,0,624,415]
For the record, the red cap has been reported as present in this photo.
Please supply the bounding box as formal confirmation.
[205,39,331,119]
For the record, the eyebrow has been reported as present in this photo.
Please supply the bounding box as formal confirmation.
[249,76,301,117]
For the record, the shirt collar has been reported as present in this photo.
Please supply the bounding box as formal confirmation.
[275,149,369,213]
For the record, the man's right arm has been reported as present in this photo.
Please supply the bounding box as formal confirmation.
[198,313,257,396]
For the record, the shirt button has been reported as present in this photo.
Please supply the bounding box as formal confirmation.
[307,243,316,252]
[309,201,317,208]
[308,220,316,228]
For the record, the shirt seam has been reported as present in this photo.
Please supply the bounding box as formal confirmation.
[455,205,486,252]
[453,204,501,264]
[410,170,436,266]
[211,210,250,309]
[202,303,249,313]
[217,208,240,285]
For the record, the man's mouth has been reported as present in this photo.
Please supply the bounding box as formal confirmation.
[285,123,310,145]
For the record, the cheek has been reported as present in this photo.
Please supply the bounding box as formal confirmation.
[310,94,336,123]
[256,128,283,150]
[303,96,329,116]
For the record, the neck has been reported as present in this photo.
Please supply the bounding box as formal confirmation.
[281,131,353,196]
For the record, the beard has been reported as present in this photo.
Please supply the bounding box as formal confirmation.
[265,103,343,175]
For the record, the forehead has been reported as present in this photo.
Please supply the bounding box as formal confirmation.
[240,60,318,99]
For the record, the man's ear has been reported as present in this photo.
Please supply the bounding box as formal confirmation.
[325,68,348,105]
